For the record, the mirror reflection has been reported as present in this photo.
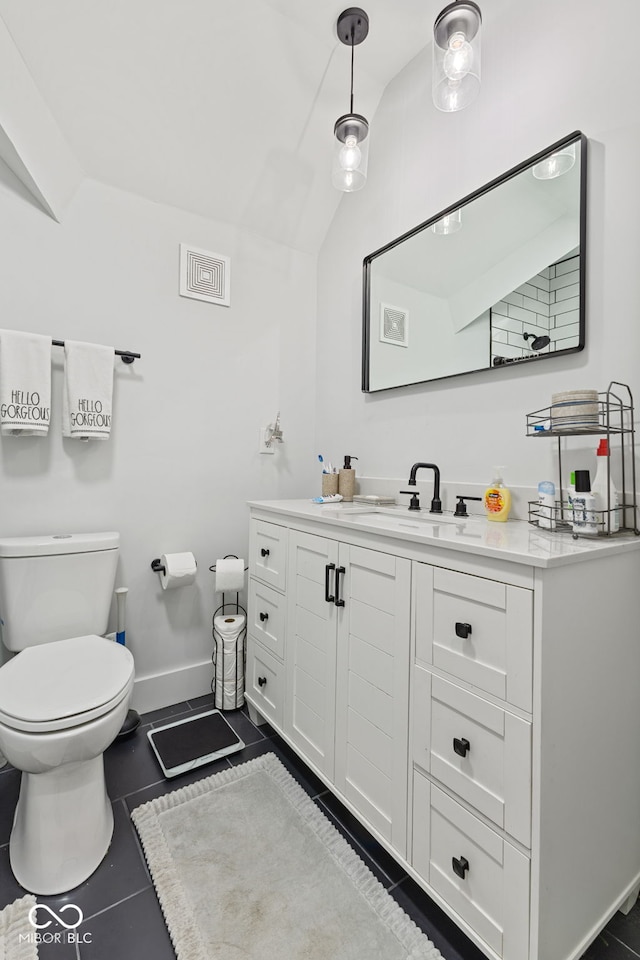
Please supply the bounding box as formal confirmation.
[363,132,586,392]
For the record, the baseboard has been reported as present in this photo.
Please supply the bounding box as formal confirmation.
[130,659,214,715]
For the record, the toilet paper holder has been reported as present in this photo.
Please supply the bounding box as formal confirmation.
[151,558,166,575]
[209,555,249,711]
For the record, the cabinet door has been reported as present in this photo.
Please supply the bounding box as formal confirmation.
[249,519,287,592]
[413,773,530,960]
[413,667,532,846]
[334,545,411,856]
[285,530,339,779]
[246,637,284,730]
[415,563,533,712]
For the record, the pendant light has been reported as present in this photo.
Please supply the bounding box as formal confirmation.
[532,143,577,180]
[432,1,482,113]
[432,209,462,234]
[332,8,370,193]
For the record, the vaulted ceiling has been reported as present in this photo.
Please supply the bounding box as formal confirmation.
[0,0,434,252]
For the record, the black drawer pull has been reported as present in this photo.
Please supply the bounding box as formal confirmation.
[452,855,469,879]
[257,676,267,687]
[325,562,336,603]
[259,611,269,622]
[453,737,470,757]
[455,621,472,639]
[334,566,346,607]
[260,548,270,558]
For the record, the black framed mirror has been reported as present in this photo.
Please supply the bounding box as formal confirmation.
[362,131,587,392]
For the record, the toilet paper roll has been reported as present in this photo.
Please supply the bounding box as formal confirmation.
[213,614,246,639]
[215,557,245,593]
[160,552,197,590]
[213,615,246,709]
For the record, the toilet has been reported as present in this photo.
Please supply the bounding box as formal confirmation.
[0,532,135,895]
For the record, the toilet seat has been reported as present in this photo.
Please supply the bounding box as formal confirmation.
[0,635,134,733]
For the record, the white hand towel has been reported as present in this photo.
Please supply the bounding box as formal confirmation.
[0,329,52,436]
[62,340,114,440]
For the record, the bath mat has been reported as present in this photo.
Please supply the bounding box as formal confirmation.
[131,753,441,960]
[148,709,244,778]
[0,895,38,960]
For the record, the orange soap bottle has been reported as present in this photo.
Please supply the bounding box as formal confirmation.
[484,466,512,522]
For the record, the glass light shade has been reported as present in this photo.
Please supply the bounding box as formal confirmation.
[532,143,577,180]
[332,115,369,192]
[433,2,481,112]
[432,209,462,234]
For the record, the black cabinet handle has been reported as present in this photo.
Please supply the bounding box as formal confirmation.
[257,676,267,687]
[452,855,469,879]
[260,548,270,558]
[455,622,472,639]
[325,562,336,603]
[453,737,470,757]
[259,612,269,622]
[334,566,346,607]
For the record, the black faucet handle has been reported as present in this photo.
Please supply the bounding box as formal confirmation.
[454,495,482,517]
[399,490,421,511]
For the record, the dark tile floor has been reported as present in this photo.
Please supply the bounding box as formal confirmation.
[0,696,638,960]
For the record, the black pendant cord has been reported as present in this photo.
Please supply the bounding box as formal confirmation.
[350,27,355,114]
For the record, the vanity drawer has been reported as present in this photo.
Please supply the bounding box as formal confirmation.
[412,773,530,960]
[412,667,531,846]
[249,520,288,592]
[249,578,286,660]
[414,564,533,712]
[246,637,283,730]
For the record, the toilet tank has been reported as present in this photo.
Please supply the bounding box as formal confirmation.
[0,532,119,651]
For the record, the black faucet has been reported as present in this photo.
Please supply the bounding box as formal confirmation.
[402,462,442,514]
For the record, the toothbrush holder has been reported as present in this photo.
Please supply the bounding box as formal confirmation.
[322,473,339,496]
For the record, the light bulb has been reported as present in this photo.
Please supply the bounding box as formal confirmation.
[443,31,474,80]
[532,144,577,180]
[339,135,362,172]
[432,209,462,235]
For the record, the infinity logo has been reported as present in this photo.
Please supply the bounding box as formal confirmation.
[28,904,84,930]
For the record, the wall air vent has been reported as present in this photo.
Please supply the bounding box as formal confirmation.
[179,244,231,306]
[380,303,408,346]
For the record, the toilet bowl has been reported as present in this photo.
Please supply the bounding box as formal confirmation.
[0,634,134,894]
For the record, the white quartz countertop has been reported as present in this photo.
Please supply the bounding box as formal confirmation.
[247,499,640,568]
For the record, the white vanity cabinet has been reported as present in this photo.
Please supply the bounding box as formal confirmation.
[261,526,411,855]
[246,500,640,960]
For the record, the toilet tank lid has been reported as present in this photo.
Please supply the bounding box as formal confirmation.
[0,532,119,558]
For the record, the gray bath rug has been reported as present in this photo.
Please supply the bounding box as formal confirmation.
[131,752,441,960]
[0,895,38,960]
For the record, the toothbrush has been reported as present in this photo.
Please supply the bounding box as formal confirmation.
[318,454,327,474]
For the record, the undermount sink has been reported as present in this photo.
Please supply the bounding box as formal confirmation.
[322,505,480,527]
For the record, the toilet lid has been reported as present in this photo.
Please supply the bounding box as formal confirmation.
[0,635,134,726]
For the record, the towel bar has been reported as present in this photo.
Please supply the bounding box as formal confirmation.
[52,340,141,364]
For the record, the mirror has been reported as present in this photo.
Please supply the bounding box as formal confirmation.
[362,131,586,392]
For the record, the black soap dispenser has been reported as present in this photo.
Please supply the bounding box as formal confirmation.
[338,455,358,502]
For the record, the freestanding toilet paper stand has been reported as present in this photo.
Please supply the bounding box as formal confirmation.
[209,555,248,711]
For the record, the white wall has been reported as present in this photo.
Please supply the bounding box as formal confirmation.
[370,275,488,389]
[0,172,317,710]
[316,0,640,494]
